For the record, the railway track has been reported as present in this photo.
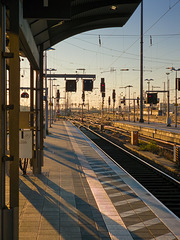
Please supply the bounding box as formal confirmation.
[71,117,176,154]
[78,125,180,219]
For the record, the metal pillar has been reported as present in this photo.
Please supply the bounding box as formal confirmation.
[39,44,44,169]
[101,97,104,123]
[81,91,85,122]
[0,3,7,240]
[140,0,144,123]
[35,70,41,174]
[30,66,34,127]
[166,73,171,126]
[9,0,20,239]
[133,99,135,122]
[34,45,44,174]
[167,90,170,126]
[30,66,37,174]
[175,72,178,128]
[49,75,52,127]
[44,51,48,134]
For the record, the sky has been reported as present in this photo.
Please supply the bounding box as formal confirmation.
[21,0,180,109]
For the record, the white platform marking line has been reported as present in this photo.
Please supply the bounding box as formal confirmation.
[95,170,114,174]
[134,206,149,213]
[121,190,135,196]
[88,159,104,161]
[150,232,176,240]
[98,174,118,179]
[101,179,123,185]
[92,167,110,171]
[104,184,127,190]
[109,190,134,198]
[121,207,150,218]
[128,218,160,231]
[65,122,134,240]
[109,192,122,198]
[91,164,108,167]
[114,198,140,206]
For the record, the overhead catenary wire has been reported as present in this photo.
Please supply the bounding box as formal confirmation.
[63,39,179,65]
[97,0,180,69]
[48,0,180,79]
[82,33,180,37]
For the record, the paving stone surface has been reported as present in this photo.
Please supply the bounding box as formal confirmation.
[18,120,179,240]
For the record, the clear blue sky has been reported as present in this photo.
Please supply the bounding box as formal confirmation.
[21,0,180,109]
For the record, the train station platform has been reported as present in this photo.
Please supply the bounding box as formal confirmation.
[19,120,180,240]
[113,120,180,132]
[113,120,180,144]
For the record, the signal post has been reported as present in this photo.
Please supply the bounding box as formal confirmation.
[120,97,140,122]
[146,90,170,126]
[100,78,105,126]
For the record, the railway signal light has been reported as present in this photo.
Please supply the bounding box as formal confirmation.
[56,90,60,102]
[112,89,116,102]
[102,92,105,98]
[100,78,105,92]
[137,97,139,106]
[83,79,93,91]
[82,91,85,102]
[121,96,126,105]
[66,80,77,92]
[21,92,29,98]
[147,93,158,104]
[56,90,60,99]
[108,96,111,106]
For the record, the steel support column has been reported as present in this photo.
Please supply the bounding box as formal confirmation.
[30,66,37,174]
[39,44,44,169]
[44,51,48,135]
[9,0,20,239]
[0,3,7,240]
[35,70,41,174]
[34,45,44,174]
[139,0,144,123]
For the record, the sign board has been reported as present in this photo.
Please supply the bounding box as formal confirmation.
[66,80,77,92]
[23,0,71,19]
[147,93,158,104]
[19,130,32,159]
[83,79,93,91]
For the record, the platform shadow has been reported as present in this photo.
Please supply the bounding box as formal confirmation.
[19,173,137,239]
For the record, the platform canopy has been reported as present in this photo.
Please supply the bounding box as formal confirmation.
[25,0,142,50]
[19,0,142,68]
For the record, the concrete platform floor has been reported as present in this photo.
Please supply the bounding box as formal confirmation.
[19,120,180,240]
